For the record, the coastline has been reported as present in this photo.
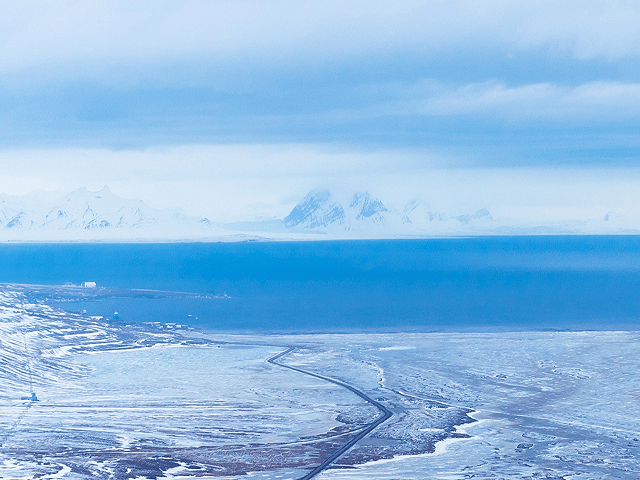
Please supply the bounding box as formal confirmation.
[3,278,640,478]
[1,231,640,244]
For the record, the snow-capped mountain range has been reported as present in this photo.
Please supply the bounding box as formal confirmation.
[0,187,635,241]
[282,190,494,235]
[279,190,636,236]
[284,191,389,229]
[0,186,215,240]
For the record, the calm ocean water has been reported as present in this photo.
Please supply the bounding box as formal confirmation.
[1,237,639,331]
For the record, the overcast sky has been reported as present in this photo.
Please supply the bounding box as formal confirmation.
[1,1,639,221]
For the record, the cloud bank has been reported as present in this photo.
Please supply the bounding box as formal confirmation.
[2,1,640,77]
[0,2,638,228]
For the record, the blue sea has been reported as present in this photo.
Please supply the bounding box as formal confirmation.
[1,237,639,331]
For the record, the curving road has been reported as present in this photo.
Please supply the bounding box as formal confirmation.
[267,347,393,480]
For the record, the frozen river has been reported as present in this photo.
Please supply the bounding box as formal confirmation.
[1,283,640,479]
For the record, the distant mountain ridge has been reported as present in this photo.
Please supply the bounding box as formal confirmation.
[281,190,494,235]
[0,186,214,239]
[284,191,394,231]
[276,189,635,235]
[0,187,634,240]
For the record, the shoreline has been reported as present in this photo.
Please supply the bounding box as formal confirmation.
[1,231,640,244]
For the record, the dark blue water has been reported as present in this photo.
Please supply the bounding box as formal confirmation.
[1,237,639,331]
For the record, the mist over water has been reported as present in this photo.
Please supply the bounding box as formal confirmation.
[1,237,639,331]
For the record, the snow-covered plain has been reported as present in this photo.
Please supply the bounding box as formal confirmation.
[1,284,640,479]
[0,286,378,479]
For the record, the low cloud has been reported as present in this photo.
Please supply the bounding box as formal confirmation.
[1,1,640,80]
[1,145,639,224]
[366,80,640,122]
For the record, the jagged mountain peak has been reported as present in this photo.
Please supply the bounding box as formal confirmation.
[284,190,392,231]
[66,185,123,202]
[349,192,388,219]
[0,187,215,239]
[282,189,499,234]
[283,190,345,228]
[403,199,420,215]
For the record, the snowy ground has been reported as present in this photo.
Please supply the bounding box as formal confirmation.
[1,284,640,479]
[270,332,640,479]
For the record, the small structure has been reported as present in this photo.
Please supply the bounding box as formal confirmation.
[81,281,97,288]
[21,392,38,401]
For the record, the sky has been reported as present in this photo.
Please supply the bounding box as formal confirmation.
[0,1,639,222]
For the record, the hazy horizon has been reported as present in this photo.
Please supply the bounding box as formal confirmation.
[0,2,639,231]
